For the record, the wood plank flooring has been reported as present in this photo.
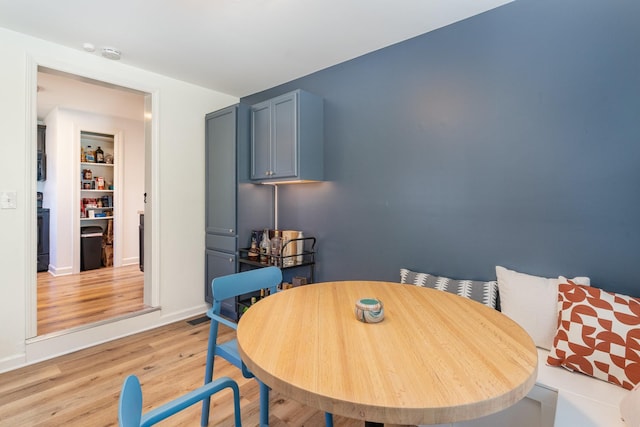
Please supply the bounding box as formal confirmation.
[0,316,376,427]
[37,265,147,336]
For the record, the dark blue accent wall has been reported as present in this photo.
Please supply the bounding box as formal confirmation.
[241,0,640,296]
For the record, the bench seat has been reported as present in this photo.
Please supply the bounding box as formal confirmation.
[536,348,627,427]
[425,348,628,427]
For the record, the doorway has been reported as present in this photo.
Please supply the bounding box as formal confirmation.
[33,67,153,337]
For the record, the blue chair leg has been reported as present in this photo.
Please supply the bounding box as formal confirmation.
[259,380,269,426]
[201,319,218,427]
[324,412,334,427]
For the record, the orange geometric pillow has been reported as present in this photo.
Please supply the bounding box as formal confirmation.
[547,282,640,390]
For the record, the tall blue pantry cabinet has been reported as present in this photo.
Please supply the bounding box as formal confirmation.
[205,104,272,320]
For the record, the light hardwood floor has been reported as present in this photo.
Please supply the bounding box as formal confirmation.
[37,265,147,336]
[0,315,372,427]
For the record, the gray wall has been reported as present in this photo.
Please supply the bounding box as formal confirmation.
[241,0,640,296]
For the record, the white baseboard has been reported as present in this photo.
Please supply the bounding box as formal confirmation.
[121,257,139,267]
[48,265,73,276]
[0,353,27,375]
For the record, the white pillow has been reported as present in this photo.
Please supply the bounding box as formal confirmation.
[495,266,589,350]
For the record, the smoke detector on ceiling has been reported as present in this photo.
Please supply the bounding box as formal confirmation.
[102,47,121,60]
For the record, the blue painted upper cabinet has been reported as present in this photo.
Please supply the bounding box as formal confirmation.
[251,89,324,182]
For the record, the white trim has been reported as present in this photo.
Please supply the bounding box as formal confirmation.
[72,122,80,274]
[48,266,73,276]
[25,56,38,339]
[121,258,140,267]
[0,353,26,375]
[148,91,161,308]
[114,130,124,268]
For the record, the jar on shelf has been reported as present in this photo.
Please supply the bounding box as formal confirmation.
[95,146,104,163]
[248,238,259,261]
[86,146,95,162]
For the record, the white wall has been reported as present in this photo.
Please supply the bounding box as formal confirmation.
[0,26,238,372]
[44,108,145,273]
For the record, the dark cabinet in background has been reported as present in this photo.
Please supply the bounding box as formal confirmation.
[139,213,144,272]
[37,124,46,181]
[37,208,49,272]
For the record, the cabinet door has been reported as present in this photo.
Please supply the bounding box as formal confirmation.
[271,93,297,178]
[251,101,272,180]
[206,107,237,235]
[205,249,237,318]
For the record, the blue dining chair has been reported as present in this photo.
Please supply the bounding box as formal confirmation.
[200,266,333,427]
[119,374,241,427]
[201,267,281,427]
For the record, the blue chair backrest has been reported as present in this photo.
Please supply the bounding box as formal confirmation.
[119,375,143,427]
[211,266,282,313]
[120,374,242,427]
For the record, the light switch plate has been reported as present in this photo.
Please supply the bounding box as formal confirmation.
[0,192,17,209]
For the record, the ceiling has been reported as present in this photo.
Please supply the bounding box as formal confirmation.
[37,69,146,121]
[0,0,512,98]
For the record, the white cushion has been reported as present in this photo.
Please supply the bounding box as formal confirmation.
[536,348,628,427]
[495,266,589,350]
[620,383,640,426]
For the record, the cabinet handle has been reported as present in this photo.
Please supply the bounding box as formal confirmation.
[229,229,234,233]
[229,258,234,263]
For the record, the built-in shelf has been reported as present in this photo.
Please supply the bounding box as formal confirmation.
[79,131,116,270]
[81,162,114,167]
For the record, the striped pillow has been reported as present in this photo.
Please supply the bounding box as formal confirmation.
[400,268,498,309]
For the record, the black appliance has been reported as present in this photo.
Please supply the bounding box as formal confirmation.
[37,208,50,272]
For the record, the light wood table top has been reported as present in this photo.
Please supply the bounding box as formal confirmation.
[237,281,537,425]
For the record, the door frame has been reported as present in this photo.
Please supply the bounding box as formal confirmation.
[25,56,161,338]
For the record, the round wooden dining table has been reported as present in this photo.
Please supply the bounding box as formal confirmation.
[237,281,537,425]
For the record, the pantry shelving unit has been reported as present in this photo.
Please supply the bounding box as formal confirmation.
[79,131,117,269]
